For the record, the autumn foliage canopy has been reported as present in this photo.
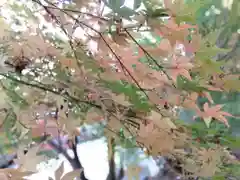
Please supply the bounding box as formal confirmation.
[0,0,239,179]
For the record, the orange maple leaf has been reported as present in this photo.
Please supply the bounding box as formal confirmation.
[138,121,156,138]
[168,55,193,82]
[182,92,199,110]
[195,103,234,127]
[138,38,172,58]
[155,18,197,47]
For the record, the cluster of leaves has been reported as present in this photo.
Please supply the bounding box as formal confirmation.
[0,0,239,179]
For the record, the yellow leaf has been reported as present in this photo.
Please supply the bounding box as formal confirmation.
[147,110,177,131]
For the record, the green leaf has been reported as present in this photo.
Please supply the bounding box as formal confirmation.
[175,14,196,24]
[115,6,138,20]
[3,109,17,145]
[196,58,225,75]
[196,46,231,60]
[175,0,211,24]
[102,80,151,111]
[148,8,169,18]
[104,0,125,12]
[176,76,207,92]
[203,117,212,128]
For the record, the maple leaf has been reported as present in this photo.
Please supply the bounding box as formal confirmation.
[184,33,201,54]
[202,74,239,92]
[138,121,175,156]
[182,92,199,110]
[138,121,157,140]
[98,47,143,76]
[221,74,240,92]
[138,38,172,58]
[196,148,222,177]
[115,48,145,73]
[148,84,182,107]
[148,91,167,106]
[0,169,35,180]
[195,103,234,127]
[156,18,196,47]
[14,145,46,172]
[137,70,169,89]
[168,55,193,82]
[58,116,81,138]
[146,110,177,131]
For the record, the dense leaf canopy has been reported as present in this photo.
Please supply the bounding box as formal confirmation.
[0,0,239,179]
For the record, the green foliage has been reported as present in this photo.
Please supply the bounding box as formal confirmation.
[215,163,240,180]
[102,80,151,111]
[176,76,207,92]
[210,91,240,137]
[196,45,230,60]
[2,78,29,108]
[146,8,169,18]
[177,117,240,151]
[2,109,18,147]
[176,0,213,24]
[180,91,240,136]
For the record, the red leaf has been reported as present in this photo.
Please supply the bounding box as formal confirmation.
[195,103,234,127]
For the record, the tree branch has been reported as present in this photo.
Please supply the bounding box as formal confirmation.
[47,138,88,180]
